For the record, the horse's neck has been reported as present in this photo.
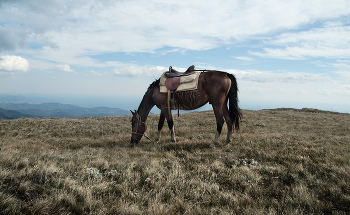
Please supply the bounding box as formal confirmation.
[137,89,155,121]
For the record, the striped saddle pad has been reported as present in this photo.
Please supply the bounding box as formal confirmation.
[159,71,201,93]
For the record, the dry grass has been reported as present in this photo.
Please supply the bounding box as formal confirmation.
[0,109,350,214]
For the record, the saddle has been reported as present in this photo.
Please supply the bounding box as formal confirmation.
[165,76,180,91]
[159,68,200,93]
[161,65,198,116]
[164,65,196,91]
[165,65,195,78]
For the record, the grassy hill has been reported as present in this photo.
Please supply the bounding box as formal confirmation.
[0,109,349,214]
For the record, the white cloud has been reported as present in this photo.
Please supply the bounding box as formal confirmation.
[341,85,350,90]
[337,85,350,95]
[233,56,254,61]
[54,64,75,73]
[250,22,350,59]
[89,70,102,76]
[227,69,330,84]
[308,59,350,82]
[331,60,350,74]
[113,65,167,77]
[2,0,350,61]
[318,85,350,96]
[242,87,286,94]
[0,55,29,72]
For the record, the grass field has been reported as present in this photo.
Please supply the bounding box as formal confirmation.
[0,108,349,214]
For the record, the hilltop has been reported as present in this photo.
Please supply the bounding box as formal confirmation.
[0,109,349,214]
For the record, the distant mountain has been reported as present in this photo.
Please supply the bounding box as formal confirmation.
[0,102,83,111]
[0,103,130,119]
[0,108,37,120]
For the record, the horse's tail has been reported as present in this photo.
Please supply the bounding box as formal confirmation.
[227,73,242,131]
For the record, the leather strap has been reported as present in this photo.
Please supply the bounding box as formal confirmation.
[167,90,171,116]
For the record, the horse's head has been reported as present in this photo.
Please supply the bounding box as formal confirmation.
[130,110,146,144]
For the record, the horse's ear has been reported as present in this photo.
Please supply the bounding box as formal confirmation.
[130,110,135,115]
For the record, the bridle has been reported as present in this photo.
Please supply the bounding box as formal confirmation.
[132,113,153,142]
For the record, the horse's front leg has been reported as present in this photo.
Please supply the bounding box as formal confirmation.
[155,111,165,142]
[165,110,176,142]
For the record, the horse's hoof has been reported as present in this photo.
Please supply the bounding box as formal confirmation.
[210,143,216,148]
[212,139,220,144]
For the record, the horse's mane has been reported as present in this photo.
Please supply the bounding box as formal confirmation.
[148,79,160,91]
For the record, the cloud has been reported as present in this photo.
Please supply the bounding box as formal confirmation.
[0,55,29,72]
[227,69,331,84]
[250,22,350,59]
[0,27,28,52]
[318,85,350,96]
[0,0,66,52]
[233,56,254,61]
[308,59,350,82]
[54,64,75,73]
[2,0,350,57]
[89,70,102,76]
[331,60,350,74]
[242,87,286,94]
[113,65,167,77]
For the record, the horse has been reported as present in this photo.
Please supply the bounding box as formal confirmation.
[130,69,241,145]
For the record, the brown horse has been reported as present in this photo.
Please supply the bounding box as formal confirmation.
[131,70,241,145]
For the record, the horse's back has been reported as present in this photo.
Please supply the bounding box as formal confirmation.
[152,70,233,110]
[200,71,232,96]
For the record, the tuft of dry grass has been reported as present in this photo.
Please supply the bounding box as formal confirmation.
[0,109,350,214]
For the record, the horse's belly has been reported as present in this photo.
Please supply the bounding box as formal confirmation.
[175,90,208,110]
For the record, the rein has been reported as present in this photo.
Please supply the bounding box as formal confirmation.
[132,113,154,143]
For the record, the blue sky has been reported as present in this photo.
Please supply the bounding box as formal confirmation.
[0,0,350,113]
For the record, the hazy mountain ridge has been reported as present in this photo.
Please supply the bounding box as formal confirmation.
[0,108,37,120]
[0,102,83,111]
[0,102,130,119]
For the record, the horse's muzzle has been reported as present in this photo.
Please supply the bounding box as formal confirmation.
[130,138,139,144]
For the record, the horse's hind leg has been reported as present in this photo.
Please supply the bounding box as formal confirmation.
[223,102,233,144]
[212,104,225,145]
[155,111,166,142]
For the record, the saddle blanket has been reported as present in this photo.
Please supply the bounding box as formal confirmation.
[159,71,201,93]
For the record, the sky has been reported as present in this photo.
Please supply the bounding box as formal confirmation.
[0,0,350,113]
